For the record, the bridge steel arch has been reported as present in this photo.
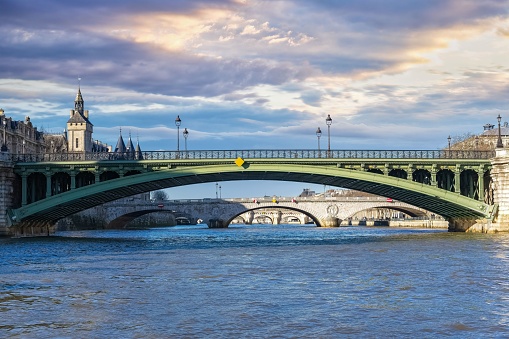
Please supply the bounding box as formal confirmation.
[9,158,495,233]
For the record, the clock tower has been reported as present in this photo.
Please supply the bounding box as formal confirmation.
[67,86,93,152]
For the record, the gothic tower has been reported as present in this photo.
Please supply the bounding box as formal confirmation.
[67,86,93,152]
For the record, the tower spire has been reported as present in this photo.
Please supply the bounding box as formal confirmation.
[74,77,84,115]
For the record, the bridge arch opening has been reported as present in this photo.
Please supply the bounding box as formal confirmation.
[76,171,95,188]
[226,206,321,228]
[389,169,407,179]
[51,172,71,195]
[460,169,478,199]
[413,169,431,185]
[27,172,46,203]
[107,209,179,229]
[349,205,428,220]
[437,169,454,191]
[100,171,119,181]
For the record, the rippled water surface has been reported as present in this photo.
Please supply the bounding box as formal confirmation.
[2,225,509,338]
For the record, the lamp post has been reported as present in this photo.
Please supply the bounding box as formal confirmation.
[447,135,451,157]
[325,114,332,157]
[497,114,503,148]
[183,128,189,153]
[175,115,181,156]
[51,140,54,153]
[215,182,218,199]
[1,119,6,152]
[219,185,222,199]
[316,127,322,157]
[22,140,25,154]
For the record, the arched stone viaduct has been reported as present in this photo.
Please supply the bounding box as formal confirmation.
[81,197,430,229]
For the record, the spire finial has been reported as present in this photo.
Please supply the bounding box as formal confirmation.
[78,76,81,90]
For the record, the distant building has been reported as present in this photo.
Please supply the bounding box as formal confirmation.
[0,109,45,155]
[299,188,316,197]
[450,119,509,151]
[0,85,136,156]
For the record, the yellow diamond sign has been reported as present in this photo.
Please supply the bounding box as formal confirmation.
[235,157,245,167]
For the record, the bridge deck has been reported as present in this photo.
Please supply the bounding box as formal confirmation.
[9,151,495,227]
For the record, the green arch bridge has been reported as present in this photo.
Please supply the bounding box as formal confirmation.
[8,149,496,234]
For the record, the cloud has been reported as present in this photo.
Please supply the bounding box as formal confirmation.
[1,0,509,155]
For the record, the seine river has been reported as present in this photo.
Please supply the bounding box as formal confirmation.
[2,224,509,338]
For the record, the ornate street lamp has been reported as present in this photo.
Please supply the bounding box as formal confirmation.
[175,115,181,157]
[497,114,503,148]
[215,182,218,199]
[447,135,451,151]
[325,114,332,157]
[22,140,25,154]
[183,128,189,152]
[316,127,322,156]
[219,185,222,199]
[1,119,7,152]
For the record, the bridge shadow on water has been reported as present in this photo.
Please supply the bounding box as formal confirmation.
[45,224,448,252]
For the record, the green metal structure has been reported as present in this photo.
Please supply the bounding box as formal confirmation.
[9,149,496,227]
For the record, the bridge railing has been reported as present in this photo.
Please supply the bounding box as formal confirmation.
[12,149,496,163]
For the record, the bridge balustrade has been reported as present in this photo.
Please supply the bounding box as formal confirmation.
[11,149,496,163]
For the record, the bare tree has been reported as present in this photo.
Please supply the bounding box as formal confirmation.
[151,190,168,201]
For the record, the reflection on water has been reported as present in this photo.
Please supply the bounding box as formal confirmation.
[1,225,509,337]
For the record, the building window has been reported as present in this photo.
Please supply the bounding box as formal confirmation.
[75,138,79,149]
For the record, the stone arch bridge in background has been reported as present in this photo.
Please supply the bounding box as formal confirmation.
[73,196,433,229]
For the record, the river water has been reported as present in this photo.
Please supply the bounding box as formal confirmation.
[1,224,509,338]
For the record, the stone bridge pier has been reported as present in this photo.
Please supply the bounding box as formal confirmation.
[455,148,509,233]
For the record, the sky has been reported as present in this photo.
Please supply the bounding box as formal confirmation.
[1,0,509,199]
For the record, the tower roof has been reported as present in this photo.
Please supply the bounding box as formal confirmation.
[126,133,135,155]
[114,129,126,153]
[67,87,92,125]
[75,88,83,103]
[135,138,143,160]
